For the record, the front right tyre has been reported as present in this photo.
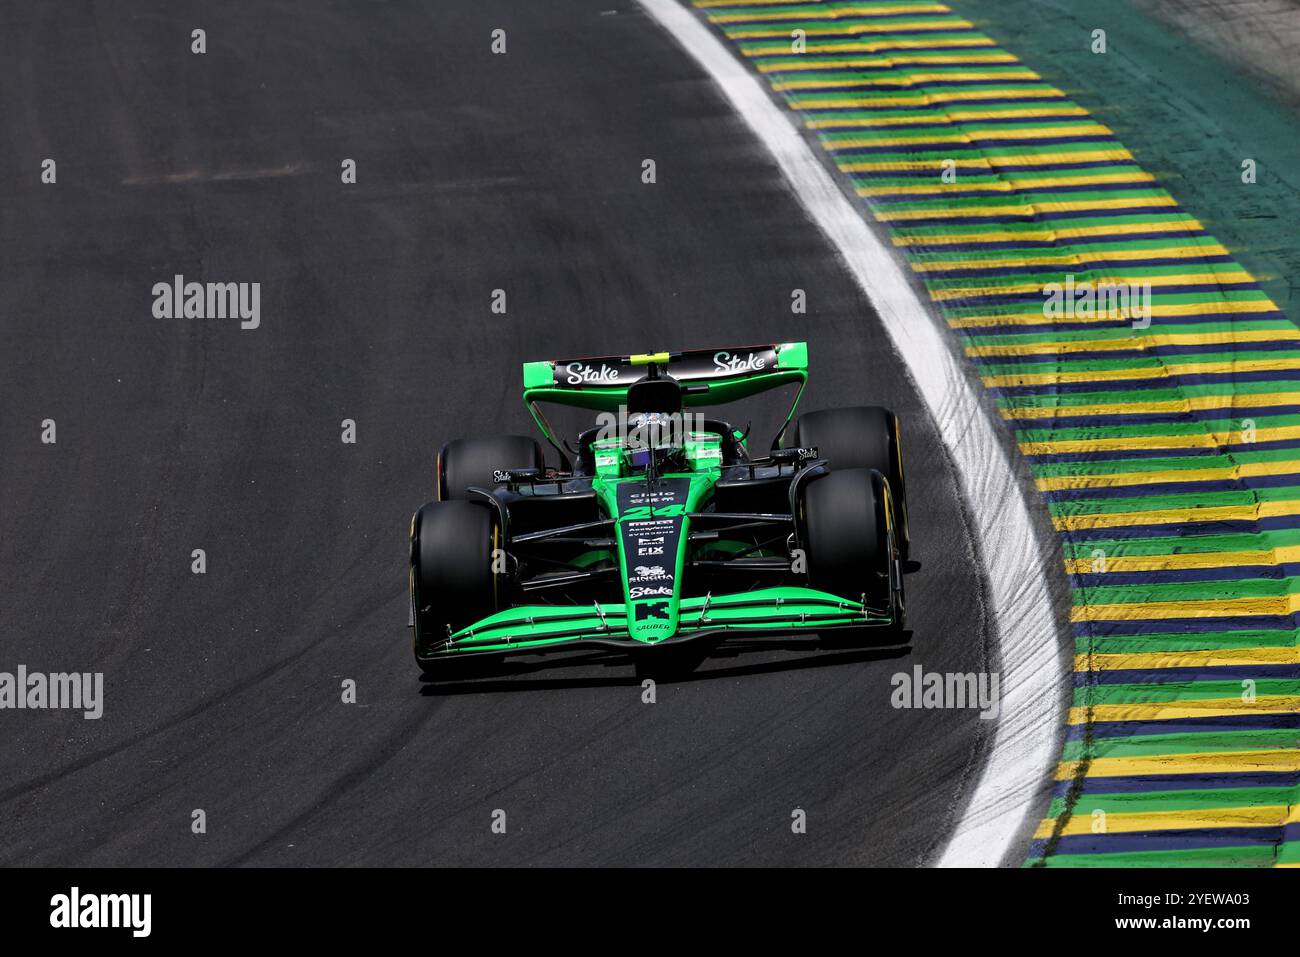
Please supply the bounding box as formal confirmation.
[790,405,910,561]
[801,467,905,635]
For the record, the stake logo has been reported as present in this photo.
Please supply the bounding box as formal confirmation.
[629,585,673,599]
[713,350,767,374]
[562,361,619,385]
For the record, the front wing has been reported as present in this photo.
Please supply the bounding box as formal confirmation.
[416,586,895,661]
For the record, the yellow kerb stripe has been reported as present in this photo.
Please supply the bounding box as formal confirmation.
[938,271,1250,302]
[1064,545,1300,574]
[953,298,1271,328]
[844,147,1125,172]
[760,54,1019,71]
[1058,749,1300,779]
[1009,389,1295,422]
[700,0,949,8]
[969,328,1300,359]
[815,106,1090,129]
[911,242,1226,271]
[1038,458,1300,491]
[746,38,998,54]
[802,88,1065,109]
[775,70,1041,90]
[1034,806,1287,839]
[1079,647,1300,671]
[895,218,1191,248]
[726,20,972,38]
[711,5,952,22]
[1027,425,1300,458]
[1069,592,1300,619]
[1067,696,1300,722]
[832,123,1111,148]
[861,172,1156,196]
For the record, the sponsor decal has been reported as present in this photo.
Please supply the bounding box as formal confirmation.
[629,560,673,596]
[550,346,780,387]
[562,361,620,386]
[625,518,675,558]
[617,478,690,515]
[624,489,678,508]
[635,601,670,621]
[629,585,673,599]
[712,350,767,374]
[621,513,684,603]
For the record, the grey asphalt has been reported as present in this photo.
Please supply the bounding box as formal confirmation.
[1134,0,1300,110]
[0,0,1006,865]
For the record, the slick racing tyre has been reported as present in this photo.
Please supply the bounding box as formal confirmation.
[790,406,910,561]
[437,435,543,501]
[801,468,905,635]
[410,500,500,671]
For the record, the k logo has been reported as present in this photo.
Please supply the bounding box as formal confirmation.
[635,601,670,621]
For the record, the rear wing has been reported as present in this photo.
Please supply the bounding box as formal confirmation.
[521,342,808,412]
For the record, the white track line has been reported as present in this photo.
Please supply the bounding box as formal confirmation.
[639,0,1064,867]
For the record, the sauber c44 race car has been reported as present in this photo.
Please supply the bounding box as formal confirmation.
[408,342,911,675]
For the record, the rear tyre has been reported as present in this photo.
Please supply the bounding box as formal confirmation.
[437,435,543,501]
[801,468,905,635]
[791,406,909,561]
[410,500,500,672]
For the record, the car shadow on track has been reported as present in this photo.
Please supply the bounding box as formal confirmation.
[417,632,913,696]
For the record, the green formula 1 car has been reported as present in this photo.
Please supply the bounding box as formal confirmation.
[409,342,910,675]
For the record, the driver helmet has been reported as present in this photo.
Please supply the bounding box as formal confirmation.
[626,411,677,452]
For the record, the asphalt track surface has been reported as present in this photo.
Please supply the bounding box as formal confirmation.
[0,1,1010,865]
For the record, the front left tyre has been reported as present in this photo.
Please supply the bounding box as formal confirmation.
[437,434,543,501]
[410,500,500,672]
